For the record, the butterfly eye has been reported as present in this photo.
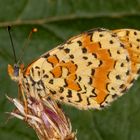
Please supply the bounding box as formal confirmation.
[14,65,19,77]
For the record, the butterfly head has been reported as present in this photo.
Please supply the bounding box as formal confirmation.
[8,63,24,82]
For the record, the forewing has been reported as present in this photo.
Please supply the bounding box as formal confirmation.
[113,29,140,89]
[26,28,131,109]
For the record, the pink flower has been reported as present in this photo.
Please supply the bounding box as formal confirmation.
[7,96,76,140]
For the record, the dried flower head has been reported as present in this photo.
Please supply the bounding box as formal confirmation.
[7,96,76,140]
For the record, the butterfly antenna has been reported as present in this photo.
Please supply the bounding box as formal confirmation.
[8,26,17,63]
[17,28,38,64]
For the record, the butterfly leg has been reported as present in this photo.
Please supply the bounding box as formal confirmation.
[18,84,28,116]
[18,85,22,100]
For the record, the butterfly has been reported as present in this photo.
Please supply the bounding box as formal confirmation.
[8,28,140,110]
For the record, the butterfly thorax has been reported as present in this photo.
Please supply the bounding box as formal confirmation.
[20,60,49,99]
[8,62,48,100]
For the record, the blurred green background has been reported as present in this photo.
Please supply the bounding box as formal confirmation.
[0,0,140,140]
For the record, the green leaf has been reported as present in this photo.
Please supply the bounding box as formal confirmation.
[1,0,140,140]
